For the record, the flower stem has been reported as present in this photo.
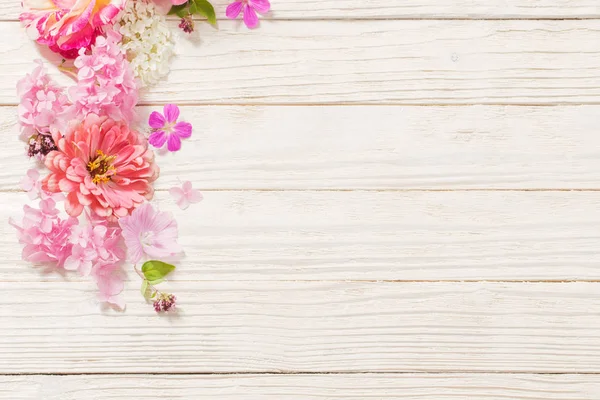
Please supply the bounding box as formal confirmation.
[134,264,162,297]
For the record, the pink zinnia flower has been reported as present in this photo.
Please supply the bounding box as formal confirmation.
[148,104,192,152]
[118,203,183,264]
[169,181,203,210]
[42,114,159,220]
[226,0,270,29]
[19,0,125,58]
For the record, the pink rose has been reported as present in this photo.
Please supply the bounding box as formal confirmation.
[20,0,126,58]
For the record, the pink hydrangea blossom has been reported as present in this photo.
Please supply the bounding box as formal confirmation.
[169,181,203,210]
[66,31,138,124]
[118,203,182,264]
[10,198,77,268]
[17,60,68,140]
[65,219,125,275]
[148,104,192,152]
[20,169,42,200]
[226,0,270,29]
[20,169,64,201]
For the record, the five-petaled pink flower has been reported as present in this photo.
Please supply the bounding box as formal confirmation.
[226,0,270,29]
[148,104,192,152]
[169,181,203,210]
[118,203,183,264]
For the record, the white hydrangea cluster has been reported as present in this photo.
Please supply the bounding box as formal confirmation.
[114,0,175,87]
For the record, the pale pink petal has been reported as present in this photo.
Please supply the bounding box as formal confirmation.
[187,189,204,204]
[169,186,185,203]
[107,294,125,309]
[63,256,80,271]
[148,130,168,148]
[182,181,193,193]
[243,4,259,28]
[226,0,243,18]
[173,121,192,139]
[79,260,92,276]
[148,111,166,129]
[176,195,190,210]
[163,104,180,124]
[249,0,270,13]
[167,134,182,152]
[171,0,188,5]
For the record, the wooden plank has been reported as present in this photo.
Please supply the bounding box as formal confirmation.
[2,191,600,281]
[2,105,600,191]
[2,20,600,105]
[3,374,600,399]
[1,0,600,20]
[2,281,600,373]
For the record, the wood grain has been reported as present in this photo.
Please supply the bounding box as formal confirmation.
[3,374,600,399]
[1,0,599,20]
[2,281,600,373]
[2,21,600,105]
[2,105,600,190]
[2,190,600,281]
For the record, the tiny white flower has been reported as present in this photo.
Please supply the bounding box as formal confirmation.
[112,0,175,88]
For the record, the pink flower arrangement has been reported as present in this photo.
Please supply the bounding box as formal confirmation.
[14,0,271,312]
[20,0,125,58]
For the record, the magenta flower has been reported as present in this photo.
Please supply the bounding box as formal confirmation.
[148,104,192,152]
[118,203,183,264]
[226,0,270,29]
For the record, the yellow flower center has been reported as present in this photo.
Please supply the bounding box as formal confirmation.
[87,150,117,185]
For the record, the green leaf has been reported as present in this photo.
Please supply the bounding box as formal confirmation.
[168,3,190,18]
[142,260,176,283]
[140,279,151,299]
[148,277,164,285]
[191,0,216,25]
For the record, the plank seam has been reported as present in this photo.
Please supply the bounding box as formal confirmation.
[5,371,600,376]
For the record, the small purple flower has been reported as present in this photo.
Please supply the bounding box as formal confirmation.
[27,133,57,160]
[148,104,192,152]
[153,293,177,312]
[179,15,194,33]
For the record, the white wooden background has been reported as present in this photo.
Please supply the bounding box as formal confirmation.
[2,0,600,398]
